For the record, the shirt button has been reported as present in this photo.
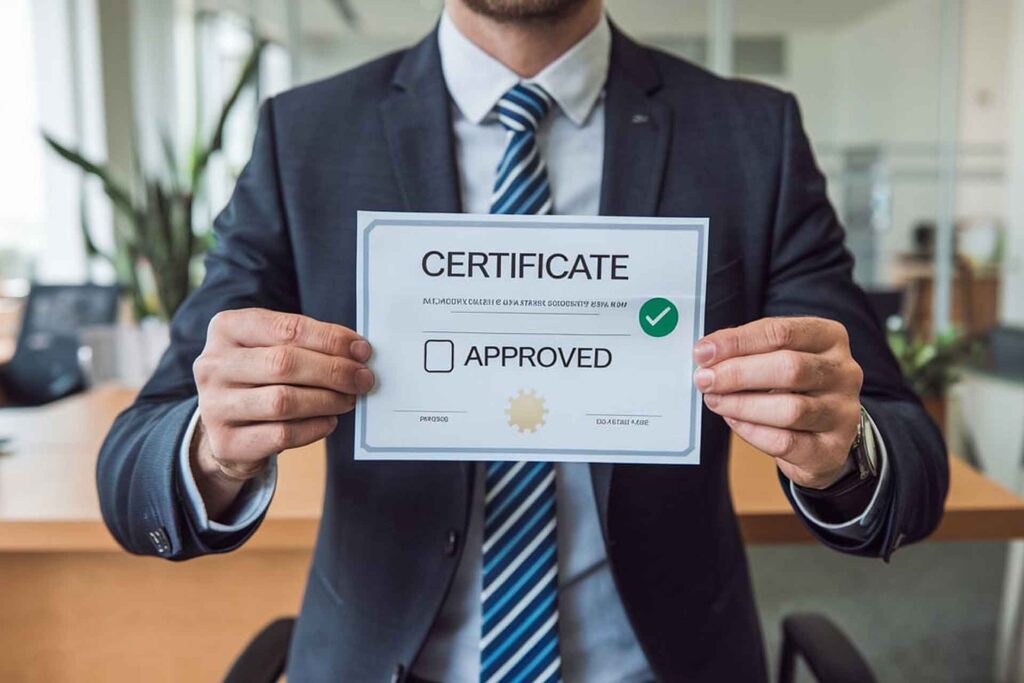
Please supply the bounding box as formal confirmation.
[444,529,459,556]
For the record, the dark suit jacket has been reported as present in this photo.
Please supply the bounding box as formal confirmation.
[96,24,949,683]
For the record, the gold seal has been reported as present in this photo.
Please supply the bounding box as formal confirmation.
[506,389,548,433]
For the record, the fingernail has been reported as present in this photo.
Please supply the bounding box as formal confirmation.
[703,393,719,408]
[693,342,715,365]
[694,368,714,391]
[350,339,372,362]
[355,367,375,393]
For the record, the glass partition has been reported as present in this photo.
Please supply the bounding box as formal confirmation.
[728,0,1008,341]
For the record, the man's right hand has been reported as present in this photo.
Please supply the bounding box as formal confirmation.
[189,308,375,520]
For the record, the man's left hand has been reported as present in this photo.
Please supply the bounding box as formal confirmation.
[693,317,864,490]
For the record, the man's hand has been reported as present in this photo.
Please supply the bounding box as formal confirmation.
[190,308,375,519]
[694,317,863,490]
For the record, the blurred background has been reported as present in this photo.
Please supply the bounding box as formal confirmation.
[1,0,1024,681]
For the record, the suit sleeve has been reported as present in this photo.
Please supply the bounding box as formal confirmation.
[96,99,299,560]
[766,94,949,559]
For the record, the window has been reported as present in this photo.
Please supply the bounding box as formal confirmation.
[0,0,106,287]
[0,0,46,276]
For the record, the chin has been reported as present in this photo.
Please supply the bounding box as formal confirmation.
[461,0,590,22]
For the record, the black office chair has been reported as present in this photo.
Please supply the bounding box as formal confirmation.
[778,613,877,683]
[864,287,905,330]
[0,284,119,406]
[225,612,877,683]
[972,326,1024,381]
[223,617,294,683]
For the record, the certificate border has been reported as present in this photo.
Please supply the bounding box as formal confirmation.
[356,212,708,464]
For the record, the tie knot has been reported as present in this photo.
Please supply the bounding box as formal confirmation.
[496,83,553,133]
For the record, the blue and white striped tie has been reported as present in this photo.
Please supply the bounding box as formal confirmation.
[480,83,561,683]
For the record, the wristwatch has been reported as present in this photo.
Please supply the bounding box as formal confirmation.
[849,405,879,480]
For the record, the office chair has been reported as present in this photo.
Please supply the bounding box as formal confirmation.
[225,612,877,683]
[223,618,294,683]
[778,613,877,683]
[864,287,904,330]
[0,284,119,406]
[976,326,1024,381]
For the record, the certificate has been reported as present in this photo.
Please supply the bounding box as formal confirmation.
[354,211,709,465]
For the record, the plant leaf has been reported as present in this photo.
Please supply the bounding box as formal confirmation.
[43,133,138,221]
[191,39,267,189]
[159,132,184,195]
[78,191,115,266]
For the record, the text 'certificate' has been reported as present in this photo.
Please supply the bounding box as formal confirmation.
[355,211,709,465]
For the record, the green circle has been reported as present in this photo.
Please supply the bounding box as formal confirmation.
[639,297,679,337]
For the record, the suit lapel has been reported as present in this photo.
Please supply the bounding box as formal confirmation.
[593,27,671,542]
[378,30,470,510]
[379,31,462,214]
[598,27,671,217]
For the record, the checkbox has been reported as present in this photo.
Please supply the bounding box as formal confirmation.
[424,339,455,373]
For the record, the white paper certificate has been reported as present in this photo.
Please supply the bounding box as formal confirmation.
[354,211,709,465]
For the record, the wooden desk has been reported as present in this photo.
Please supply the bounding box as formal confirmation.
[1,386,1023,681]
[3,385,1021,550]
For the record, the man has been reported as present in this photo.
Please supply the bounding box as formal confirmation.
[97,0,949,680]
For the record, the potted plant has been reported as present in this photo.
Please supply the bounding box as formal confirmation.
[887,324,978,434]
[42,40,266,384]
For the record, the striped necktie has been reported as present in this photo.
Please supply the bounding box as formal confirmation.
[480,83,561,683]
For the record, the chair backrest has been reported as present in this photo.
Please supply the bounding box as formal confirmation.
[3,284,120,406]
[985,326,1024,381]
[864,287,904,329]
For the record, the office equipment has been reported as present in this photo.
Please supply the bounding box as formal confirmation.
[0,284,119,406]
[0,386,1020,680]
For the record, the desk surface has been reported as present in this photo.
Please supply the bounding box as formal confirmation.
[2,385,1023,551]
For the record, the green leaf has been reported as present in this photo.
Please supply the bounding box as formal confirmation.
[193,229,217,256]
[43,133,138,222]
[913,344,937,369]
[159,132,184,195]
[44,34,266,321]
[888,331,906,358]
[78,192,115,266]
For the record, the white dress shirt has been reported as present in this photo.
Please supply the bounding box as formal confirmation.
[408,15,655,682]
[177,11,889,682]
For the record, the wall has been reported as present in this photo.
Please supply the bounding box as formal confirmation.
[812,0,1012,290]
[957,0,1011,236]
[835,0,945,281]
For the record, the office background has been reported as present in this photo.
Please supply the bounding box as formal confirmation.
[1,0,1024,681]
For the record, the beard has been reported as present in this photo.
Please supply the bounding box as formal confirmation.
[460,0,590,22]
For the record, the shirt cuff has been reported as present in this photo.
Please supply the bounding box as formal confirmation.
[788,409,890,540]
[177,407,277,534]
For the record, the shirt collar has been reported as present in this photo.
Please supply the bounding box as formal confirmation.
[438,10,611,127]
